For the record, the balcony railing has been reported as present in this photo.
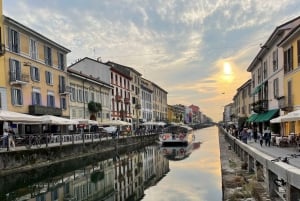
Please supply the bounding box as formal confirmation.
[278,96,293,112]
[9,72,29,85]
[29,105,62,116]
[59,85,71,94]
[115,95,122,102]
[252,99,268,113]
[124,97,130,104]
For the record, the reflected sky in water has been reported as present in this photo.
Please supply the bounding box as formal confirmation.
[143,126,222,201]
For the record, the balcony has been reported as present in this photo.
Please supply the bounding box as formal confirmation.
[278,96,293,112]
[29,105,62,116]
[124,97,130,104]
[59,85,71,95]
[252,99,268,113]
[10,72,29,85]
[115,95,122,102]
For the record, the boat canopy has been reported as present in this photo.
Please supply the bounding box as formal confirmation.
[163,125,193,134]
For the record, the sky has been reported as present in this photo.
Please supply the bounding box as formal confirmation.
[3,0,300,122]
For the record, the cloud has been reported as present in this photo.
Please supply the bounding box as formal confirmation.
[3,0,300,121]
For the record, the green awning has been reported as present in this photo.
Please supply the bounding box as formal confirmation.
[254,109,279,122]
[247,114,258,122]
[252,83,263,95]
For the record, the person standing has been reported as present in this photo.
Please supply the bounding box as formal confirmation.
[2,129,9,151]
[241,127,249,144]
[8,128,15,150]
[253,127,258,142]
[264,127,271,147]
[259,132,264,146]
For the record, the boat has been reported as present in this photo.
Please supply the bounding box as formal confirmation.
[159,124,194,146]
[160,142,194,161]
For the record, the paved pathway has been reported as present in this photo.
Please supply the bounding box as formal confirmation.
[242,137,300,168]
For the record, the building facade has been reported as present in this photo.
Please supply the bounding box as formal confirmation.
[141,77,153,123]
[67,57,112,122]
[3,15,71,117]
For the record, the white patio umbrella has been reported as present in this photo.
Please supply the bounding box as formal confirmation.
[72,118,98,125]
[0,109,42,123]
[37,115,77,125]
[281,110,300,122]
[270,116,284,123]
[99,119,131,126]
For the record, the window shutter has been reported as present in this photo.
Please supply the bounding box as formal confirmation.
[11,88,15,105]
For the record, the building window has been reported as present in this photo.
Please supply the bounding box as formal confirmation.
[70,85,76,101]
[8,28,19,53]
[77,88,83,102]
[47,92,55,107]
[263,61,267,79]
[84,90,88,103]
[287,80,292,106]
[45,71,53,85]
[273,78,279,99]
[32,88,41,105]
[44,46,52,66]
[9,59,21,81]
[58,52,64,70]
[58,75,66,92]
[11,88,23,105]
[60,96,67,110]
[30,66,40,81]
[284,46,293,73]
[91,92,95,101]
[30,38,37,59]
[272,49,278,71]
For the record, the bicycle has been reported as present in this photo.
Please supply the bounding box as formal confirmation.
[25,135,41,149]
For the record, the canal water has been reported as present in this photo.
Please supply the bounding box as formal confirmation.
[0,126,222,201]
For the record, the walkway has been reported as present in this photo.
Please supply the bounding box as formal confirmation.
[239,137,300,168]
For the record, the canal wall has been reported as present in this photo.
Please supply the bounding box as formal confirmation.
[220,127,300,201]
[0,134,158,176]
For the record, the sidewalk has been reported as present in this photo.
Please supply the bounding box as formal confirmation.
[243,138,300,168]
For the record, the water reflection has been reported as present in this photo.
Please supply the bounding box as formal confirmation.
[0,127,222,201]
[0,145,170,201]
[160,141,201,161]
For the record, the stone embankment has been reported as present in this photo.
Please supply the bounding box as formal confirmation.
[219,130,273,201]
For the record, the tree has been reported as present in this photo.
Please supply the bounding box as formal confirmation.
[88,101,102,120]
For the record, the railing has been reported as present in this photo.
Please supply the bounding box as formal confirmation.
[1,130,159,151]
[9,72,29,84]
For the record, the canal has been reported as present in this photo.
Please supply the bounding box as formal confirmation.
[0,126,222,201]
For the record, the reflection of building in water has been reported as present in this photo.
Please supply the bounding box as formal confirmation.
[113,150,144,201]
[4,146,170,201]
[20,159,115,201]
[143,145,169,188]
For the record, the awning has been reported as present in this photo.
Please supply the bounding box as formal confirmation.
[247,114,258,122]
[254,109,279,122]
[252,82,265,95]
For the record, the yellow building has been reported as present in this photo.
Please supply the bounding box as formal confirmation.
[278,24,300,135]
[0,0,5,109]
[2,15,71,117]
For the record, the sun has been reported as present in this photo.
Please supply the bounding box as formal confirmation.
[223,62,232,75]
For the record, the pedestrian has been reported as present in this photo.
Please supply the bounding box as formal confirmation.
[241,127,248,144]
[264,127,271,147]
[247,127,253,141]
[253,127,258,142]
[259,132,264,146]
[2,129,9,151]
[8,128,15,149]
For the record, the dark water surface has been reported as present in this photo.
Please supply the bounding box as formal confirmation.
[143,126,222,201]
[0,126,222,201]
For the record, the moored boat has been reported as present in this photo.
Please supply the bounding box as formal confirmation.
[160,142,193,161]
[159,124,194,146]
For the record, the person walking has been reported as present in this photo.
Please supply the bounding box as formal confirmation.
[253,127,258,142]
[2,129,9,151]
[241,127,249,144]
[259,132,264,147]
[264,127,271,147]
